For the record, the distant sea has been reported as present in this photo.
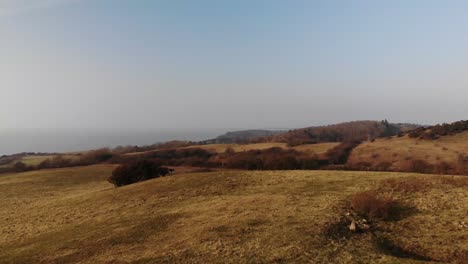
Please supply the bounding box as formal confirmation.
[0,129,226,156]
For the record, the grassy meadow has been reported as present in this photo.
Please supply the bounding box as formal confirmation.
[1,165,467,263]
[348,131,468,172]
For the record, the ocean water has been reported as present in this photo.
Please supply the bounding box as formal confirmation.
[0,129,225,156]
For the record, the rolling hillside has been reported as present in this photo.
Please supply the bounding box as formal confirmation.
[348,131,468,174]
[1,165,466,263]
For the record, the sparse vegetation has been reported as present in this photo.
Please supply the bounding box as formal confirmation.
[1,167,466,263]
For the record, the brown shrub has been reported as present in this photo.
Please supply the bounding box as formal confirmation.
[13,161,31,172]
[349,161,372,171]
[325,141,361,165]
[351,191,399,220]
[117,148,218,168]
[376,161,392,171]
[108,160,173,187]
[225,147,320,170]
[224,147,235,155]
[77,148,114,165]
[434,162,453,174]
[407,159,433,174]
[407,120,468,140]
[457,154,468,175]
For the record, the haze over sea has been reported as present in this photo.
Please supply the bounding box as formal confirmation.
[0,129,227,156]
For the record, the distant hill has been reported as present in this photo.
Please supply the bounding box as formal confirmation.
[201,129,285,144]
[252,121,421,146]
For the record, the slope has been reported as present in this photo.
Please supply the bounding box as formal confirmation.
[1,166,467,263]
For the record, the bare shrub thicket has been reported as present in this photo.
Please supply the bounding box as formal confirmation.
[324,141,361,165]
[351,191,400,220]
[225,147,320,170]
[107,160,172,187]
[408,120,468,140]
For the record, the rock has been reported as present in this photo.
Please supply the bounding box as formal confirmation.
[360,223,371,230]
[349,220,357,232]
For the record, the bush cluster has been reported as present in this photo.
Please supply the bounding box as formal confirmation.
[408,120,468,140]
[324,141,361,165]
[224,147,320,170]
[107,160,173,187]
[116,148,217,167]
[254,120,403,146]
[36,148,115,170]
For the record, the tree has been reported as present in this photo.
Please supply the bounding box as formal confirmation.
[13,161,28,172]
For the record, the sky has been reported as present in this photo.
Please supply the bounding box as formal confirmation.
[1,0,468,133]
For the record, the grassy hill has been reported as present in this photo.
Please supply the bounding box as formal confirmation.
[1,165,466,263]
[348,131,468,174]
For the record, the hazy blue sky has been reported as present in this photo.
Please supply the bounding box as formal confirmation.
[1,0,467,132]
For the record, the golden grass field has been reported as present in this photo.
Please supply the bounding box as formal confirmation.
[1,165,467,263]
[348,131,468,170]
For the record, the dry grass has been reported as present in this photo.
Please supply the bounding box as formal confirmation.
[348,131,468,173]
[0,166,466,263]
[372,175,468,263]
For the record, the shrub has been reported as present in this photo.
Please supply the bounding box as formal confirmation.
[457,154,468,175]
[224,147,320,170]
[13,161,30,172]
[434,162,453,174]
[349,161,372,171]
[407,159,433,174]
[114,148,217,168]
[108,160,173,187]
[78,148,114,165]
[224,147,235,155]
[37,155,74,169]
[376,161,392,171]
[407,120,468,140]
[325,141,361,165]
[351,191,399,220]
